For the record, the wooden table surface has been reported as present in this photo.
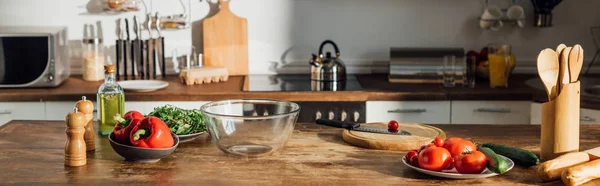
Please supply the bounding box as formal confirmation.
[2,121,599,185]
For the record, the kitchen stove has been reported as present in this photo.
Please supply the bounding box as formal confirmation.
[244,74,365,123]
[244,74,362,92]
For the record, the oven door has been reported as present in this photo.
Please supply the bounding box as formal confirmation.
[0,36,49,86]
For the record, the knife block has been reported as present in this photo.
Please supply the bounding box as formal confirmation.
[540,81,580,161]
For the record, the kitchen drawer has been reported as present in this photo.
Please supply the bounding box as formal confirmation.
[366,101,451,124]
[0,102,46,125]
[451,101,530,124]
[126,101,209,115]
[580,108,600,124]
[46,102,98,121]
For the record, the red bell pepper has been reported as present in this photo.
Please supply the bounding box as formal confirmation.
[130,116,174,148]
[112,111,144,145]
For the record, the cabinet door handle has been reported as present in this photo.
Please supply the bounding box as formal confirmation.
[0,110,11,115]
[474,108,511,113]
[387,109,427,113]
[581,116,596,122]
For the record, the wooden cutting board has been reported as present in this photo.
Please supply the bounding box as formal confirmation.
[202,0,248,75]
[342,122,445,151]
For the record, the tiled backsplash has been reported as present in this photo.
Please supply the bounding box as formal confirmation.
[1,0,599,74]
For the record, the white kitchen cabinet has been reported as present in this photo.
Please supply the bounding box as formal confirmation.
[366,101,451,124]
[0,102,46,125]
[451,101,530,124]
[45,102,96,121]
[530,102,600,125]
[126,101,209,115]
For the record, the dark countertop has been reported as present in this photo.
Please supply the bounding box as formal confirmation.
[0,74,540,102]
[2,120,597,185]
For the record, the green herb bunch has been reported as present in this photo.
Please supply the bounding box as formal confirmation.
[148,105,206,135]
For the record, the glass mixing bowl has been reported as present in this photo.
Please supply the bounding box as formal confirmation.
[200,99,300,157]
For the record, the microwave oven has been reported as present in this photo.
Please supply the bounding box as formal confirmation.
[0,26,69,88]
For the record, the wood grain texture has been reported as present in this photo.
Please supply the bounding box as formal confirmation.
[202,0,249,75]
[4,121,600,185]
[342,122,445,151]
[0,74,543,102]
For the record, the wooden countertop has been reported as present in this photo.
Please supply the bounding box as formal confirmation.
[0,74,538,102]
[1,120,599,185]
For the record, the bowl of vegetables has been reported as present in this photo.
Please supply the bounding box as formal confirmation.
[109,112,179,163]
[148,105,207,143]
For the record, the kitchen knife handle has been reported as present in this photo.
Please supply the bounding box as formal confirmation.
[315,119,359,129]
[131,41,136,80]
[115,40,121,79]
[161,37,166,78]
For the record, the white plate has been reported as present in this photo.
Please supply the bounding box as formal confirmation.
[118,80,169,92]
[402,155,514,179]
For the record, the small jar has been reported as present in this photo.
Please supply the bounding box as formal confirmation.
[82,38,105,81]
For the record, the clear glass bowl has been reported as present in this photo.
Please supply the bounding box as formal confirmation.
[200,100,300,157]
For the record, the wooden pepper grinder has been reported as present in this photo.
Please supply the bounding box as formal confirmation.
[76,96,95,152]
[65,108,87,167]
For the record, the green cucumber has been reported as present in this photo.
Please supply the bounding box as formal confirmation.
[479,147,510,174]
[481,143,539,167]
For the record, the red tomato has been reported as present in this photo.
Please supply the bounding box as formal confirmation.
[409,156,420,167]
[388,120,399,132]
[405,150,418,160]
[444,157,455,170]
[124,111,144,120]
[454,151,488,174]
[443,137,476,157]
[418,147,452,171]
[432,137,444,147]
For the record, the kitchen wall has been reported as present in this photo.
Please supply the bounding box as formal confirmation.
[1,0,599,74]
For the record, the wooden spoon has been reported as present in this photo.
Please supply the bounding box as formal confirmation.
[558,47,572,91]
[537,49,560,101]
[556,44,567,54]
[569,44,584,82]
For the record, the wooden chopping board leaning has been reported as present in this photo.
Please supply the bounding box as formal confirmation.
[202,0,248,76]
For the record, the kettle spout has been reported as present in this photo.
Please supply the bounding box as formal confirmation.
[309,54,321,67]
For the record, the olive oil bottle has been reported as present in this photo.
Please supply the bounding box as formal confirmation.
[97,65,125,135]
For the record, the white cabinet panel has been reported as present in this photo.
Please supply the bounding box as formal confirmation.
[580,108,600,124]
[45,102,98,121]
[0,102,46,125]
[531,102,542,125]
[451,101,530,124]
[366,101,451,124]
[126,101,209,115]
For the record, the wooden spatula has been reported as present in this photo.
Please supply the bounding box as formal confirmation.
[569,44,584,82]
[537,49,560,101]
[558,47,572,92]
[556,44,567,54]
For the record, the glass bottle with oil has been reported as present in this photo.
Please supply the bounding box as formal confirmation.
[97,64,125,135]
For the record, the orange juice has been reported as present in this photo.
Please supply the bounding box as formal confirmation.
[488,54,515,88]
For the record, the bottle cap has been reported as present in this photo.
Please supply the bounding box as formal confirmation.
[104,64,116,74]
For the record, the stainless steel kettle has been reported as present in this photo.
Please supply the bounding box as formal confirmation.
[309,40,346,81]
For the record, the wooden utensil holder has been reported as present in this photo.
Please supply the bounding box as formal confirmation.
[541,81,580,161]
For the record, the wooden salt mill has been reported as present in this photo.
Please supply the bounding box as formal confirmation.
[75,96,95,152]
[65,108,87,167]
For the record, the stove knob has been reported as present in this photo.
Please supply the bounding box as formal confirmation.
[341,111,347,121]
[315,111,322,120]
[353,111,360,122]
[328,111,335,120]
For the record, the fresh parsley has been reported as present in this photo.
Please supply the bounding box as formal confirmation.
[147,105,206,135]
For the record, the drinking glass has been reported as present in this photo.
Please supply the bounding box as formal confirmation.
[443,55,456,87]
[488,44,511,88]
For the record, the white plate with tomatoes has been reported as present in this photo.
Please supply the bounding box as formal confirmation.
[402,155,514,179]
[402,137,515,179]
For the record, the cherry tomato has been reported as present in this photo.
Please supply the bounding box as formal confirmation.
[418,146,452,171]
[432,136,444,147]
[454,150,488,174]
[124,111,144,120]
[443,137,477,157]
[388,120,399,132]
[405,150,418,160]
[409,156,420,167]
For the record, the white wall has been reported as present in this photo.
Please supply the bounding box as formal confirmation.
[1,0,599,74]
